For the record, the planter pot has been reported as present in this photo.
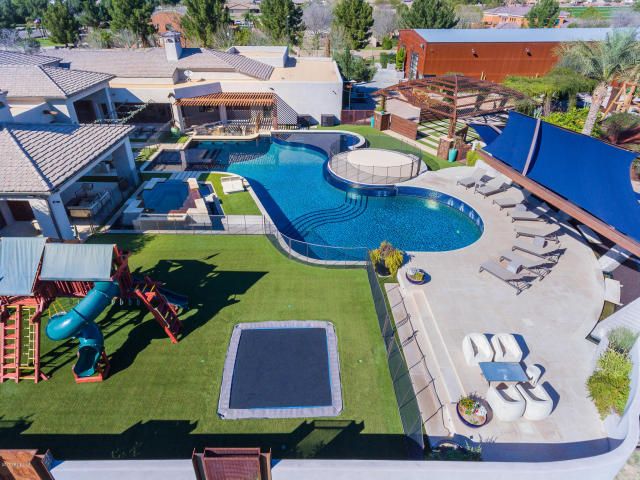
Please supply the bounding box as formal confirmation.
[456,400,490,428]
[406,268,428,285]
[170,126,181,136]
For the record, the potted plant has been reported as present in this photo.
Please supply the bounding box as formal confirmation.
[406,267,428,285]
[369,241,404,278]
[457,395,489,428]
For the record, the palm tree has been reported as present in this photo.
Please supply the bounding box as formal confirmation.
[558,28,640,136]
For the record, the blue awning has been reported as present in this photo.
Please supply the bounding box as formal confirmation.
[469,123,502,146]
[484,112,640,242]
[40,243,114,282]
[0,237,47,296]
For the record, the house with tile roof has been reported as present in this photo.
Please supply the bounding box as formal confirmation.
[0,94,138,240]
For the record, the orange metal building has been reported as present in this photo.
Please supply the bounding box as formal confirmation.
[398,28,612,82]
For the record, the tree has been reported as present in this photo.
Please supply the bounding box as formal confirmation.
[260,0,304,45]
[44,0,79,46]
[0,0,16,28]
[526,0,559,28]
[303,0,332,51]
[79,0,110,28]
[333,47,375,82]
[109,0,155,47]
[400,0,458,29]
[396,45,405,70]
[14,0,48,22]
[333,0,373,50]
[634,0,640,12]
[181,0,229,47]
[601,113,640,144]
[455,4,482,28]
[558,29,640,135]
[372,7,397,43]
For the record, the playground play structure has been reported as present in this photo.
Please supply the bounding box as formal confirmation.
[0,238,187,383]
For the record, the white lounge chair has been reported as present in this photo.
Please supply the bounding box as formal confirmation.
[486,383,526,421]
[516,382,554,421]
[492,196,521,210]
[479,260,531,295]
[526,364,543,387]
[475,178,510,197]
[514,225,560,244]
[499,250,550,280]
[512,238,562,264]
[457,168,491,189]
[604,278,623,306]
[509,203,551,223]
[462,333,494,366]
[490,333,523,362]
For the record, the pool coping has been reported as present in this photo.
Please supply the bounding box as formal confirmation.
[218,320,343,420]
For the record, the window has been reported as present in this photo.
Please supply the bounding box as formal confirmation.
[165,23,173,31]
[409,52,419,80]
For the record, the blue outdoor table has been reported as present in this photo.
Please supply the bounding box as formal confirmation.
[478,362,528,385]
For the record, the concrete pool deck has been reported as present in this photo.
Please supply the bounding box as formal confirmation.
[394,163,606,461]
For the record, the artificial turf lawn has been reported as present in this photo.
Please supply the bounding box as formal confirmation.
[319,125,453,171]
[202,173,262,215]
[0,234,404,460]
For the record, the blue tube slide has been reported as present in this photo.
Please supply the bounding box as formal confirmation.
[46,281,119,378]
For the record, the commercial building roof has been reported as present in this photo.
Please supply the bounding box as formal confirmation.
[0,123,133,194]
[53,48,274,80]
[0,65,113,99]
[412,28,614,43]
[0,50,60,67]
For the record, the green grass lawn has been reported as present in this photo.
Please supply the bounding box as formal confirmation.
[202,173,261,215]
[318,125,453,171]
[0,235,404,460]
[565,6,630,19]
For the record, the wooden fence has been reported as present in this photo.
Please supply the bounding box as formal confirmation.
[389,114,418,140]
[340,110,375,125]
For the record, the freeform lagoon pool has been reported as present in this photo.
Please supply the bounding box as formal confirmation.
[191,134,483,258]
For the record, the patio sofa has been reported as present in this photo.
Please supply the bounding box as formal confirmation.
[516,382,554,421]
[490,333,523,362]
[486,383,526,421]
[462,333,494,366]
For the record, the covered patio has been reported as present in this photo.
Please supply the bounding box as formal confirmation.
[174,92,279,136]
[0,123,139,240]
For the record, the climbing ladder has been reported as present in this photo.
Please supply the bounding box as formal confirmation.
[133,278,182,344]
[0,303,47,383]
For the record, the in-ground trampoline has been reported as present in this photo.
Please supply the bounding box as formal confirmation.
[218,321,343,419]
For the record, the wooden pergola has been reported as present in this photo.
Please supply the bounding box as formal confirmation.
[175,92,276,108]
[374,75,527,137]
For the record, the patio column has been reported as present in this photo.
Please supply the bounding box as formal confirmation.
[112,141,140,187]
[104,87,117,121]
[219,104,228,123]
[91,100,104,121]
[170,97,186,132]
[29,195,74,240]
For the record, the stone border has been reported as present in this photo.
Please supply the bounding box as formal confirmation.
[218,320,343,420]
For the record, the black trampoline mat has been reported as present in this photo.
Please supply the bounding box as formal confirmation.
[229,328,332,409]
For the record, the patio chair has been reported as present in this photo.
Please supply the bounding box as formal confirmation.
[462,333,494,366]
[486,383,526,421]
[512,238,562,264]
[479,260,532,295]
[526,364,543,387]
[490,333,523,362]
[475,178,510,197]
[515,382,554,421]
[514,225,560,244]
[499,250,551,280]
[457,168,491,189]
[492,196,521,210]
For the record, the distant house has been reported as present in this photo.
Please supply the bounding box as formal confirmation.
[482,6,570,29]
[398,28,613,82]
[151,6,188,47]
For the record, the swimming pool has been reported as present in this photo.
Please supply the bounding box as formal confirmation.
[190,134,483,258]
[141,180,189,213]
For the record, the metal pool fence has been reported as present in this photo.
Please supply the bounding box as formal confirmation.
[366,262,426,457]
[329,150,422,185]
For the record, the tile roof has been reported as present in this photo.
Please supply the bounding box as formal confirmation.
[0,50,61,66]
[0,65,113,98]
[0,123,133,194]
[413,28,615,43]
[54,48,274,80]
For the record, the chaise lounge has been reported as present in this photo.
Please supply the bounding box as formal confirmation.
[479,260,532,295]
[514,225,560,244]
[512,238,562,264]
[499,250,551,280]
[462,333,494,366]
[509,203,551,223]
[457,168,491,189]
[475,178,510,197]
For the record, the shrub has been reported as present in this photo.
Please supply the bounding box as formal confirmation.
[369,241,404,277]
[608,327,639,355]
[395,46,405,70]
[381,36,392,50]
[601,113,640,144]
[466,150,480,166]
[587,349,632,418]
[379,52,389,68]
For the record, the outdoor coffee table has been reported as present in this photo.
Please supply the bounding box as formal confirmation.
[478,361,528,386]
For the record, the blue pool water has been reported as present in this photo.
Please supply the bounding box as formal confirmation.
[141,180,189,213]
[191,135,483,258]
